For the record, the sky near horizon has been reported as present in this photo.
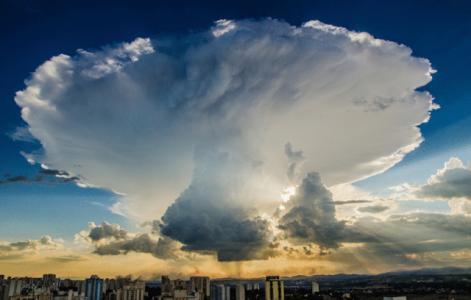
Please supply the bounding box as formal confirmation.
[1,0,471,278]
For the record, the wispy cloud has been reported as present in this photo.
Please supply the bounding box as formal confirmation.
[357,204,390,213]
[0,168,80,186]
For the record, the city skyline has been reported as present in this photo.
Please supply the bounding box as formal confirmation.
[2,271,470,300]
[1,0,471,278]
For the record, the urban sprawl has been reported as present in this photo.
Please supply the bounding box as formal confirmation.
[1,273,470,300]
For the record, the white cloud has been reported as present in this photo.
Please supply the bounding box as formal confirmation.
[78,37,154,79]
[449,199,471,215]
[211,19,237,37]
[417,157,471,200]
[428,157,466,184]
[16,19,436,220]
[0,235,63,259]
[75,222,184,260]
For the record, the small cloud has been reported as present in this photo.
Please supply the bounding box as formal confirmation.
[284,142,305,182]
[77,222,180,260]
[47,255,86,263]
[334,200,373,205]
[211,19,237,37]
[80,37,154,79]
[0,254,25,261]
[0,167,82,187]
[0,175,28,184]
[0,235,63,260]
[357,205,390,213]
[88,222,128,241]
[94,235,179,260]
[417,157,471,200]
[8,126,36,142]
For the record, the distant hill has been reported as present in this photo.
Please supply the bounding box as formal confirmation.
[212,266,471,282]
[280,267,471,282]
[380,267,471,276]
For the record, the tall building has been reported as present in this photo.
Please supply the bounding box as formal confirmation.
[173,279,188,292]
[85,275,104,300]
[190,277,210,300]
[311,282,319,294]
[264,276,283,300]
[7,279,25,297]
[235,285,244,300]
[43,274,58,289]
[161,276,173,297]
[225,286,231,300]
[53,289,85,300]
[121,281,145,300]
[161,276,207,300]
[0,284,8,300]
[212,285,225,300]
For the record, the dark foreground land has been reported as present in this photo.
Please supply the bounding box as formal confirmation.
[282,272,471,300]
[213,268,471,300]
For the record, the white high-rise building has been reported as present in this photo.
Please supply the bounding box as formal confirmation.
[8,279,25,297]
[311,282,319,294]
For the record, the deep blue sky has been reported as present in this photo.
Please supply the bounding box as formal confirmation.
[1,0,470,239]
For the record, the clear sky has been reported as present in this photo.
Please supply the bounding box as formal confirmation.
[0,0,470,278]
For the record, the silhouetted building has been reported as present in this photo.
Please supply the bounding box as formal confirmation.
[43,274,57,289]
[189,277,210,300]
[234,285,244,300]
[264,276,283,300]
[211,285,225,300]
[161,276,173,297]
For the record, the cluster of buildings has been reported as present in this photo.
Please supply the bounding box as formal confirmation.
[0,275,278,300]
[0,274,418,300]
[160,275,262,300]
[0,274,145,300]
[210,281,260,300]
[160,276,210,300]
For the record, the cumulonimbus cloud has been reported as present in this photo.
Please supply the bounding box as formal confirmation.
[15,19,436,221]
[159,149,278,261]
